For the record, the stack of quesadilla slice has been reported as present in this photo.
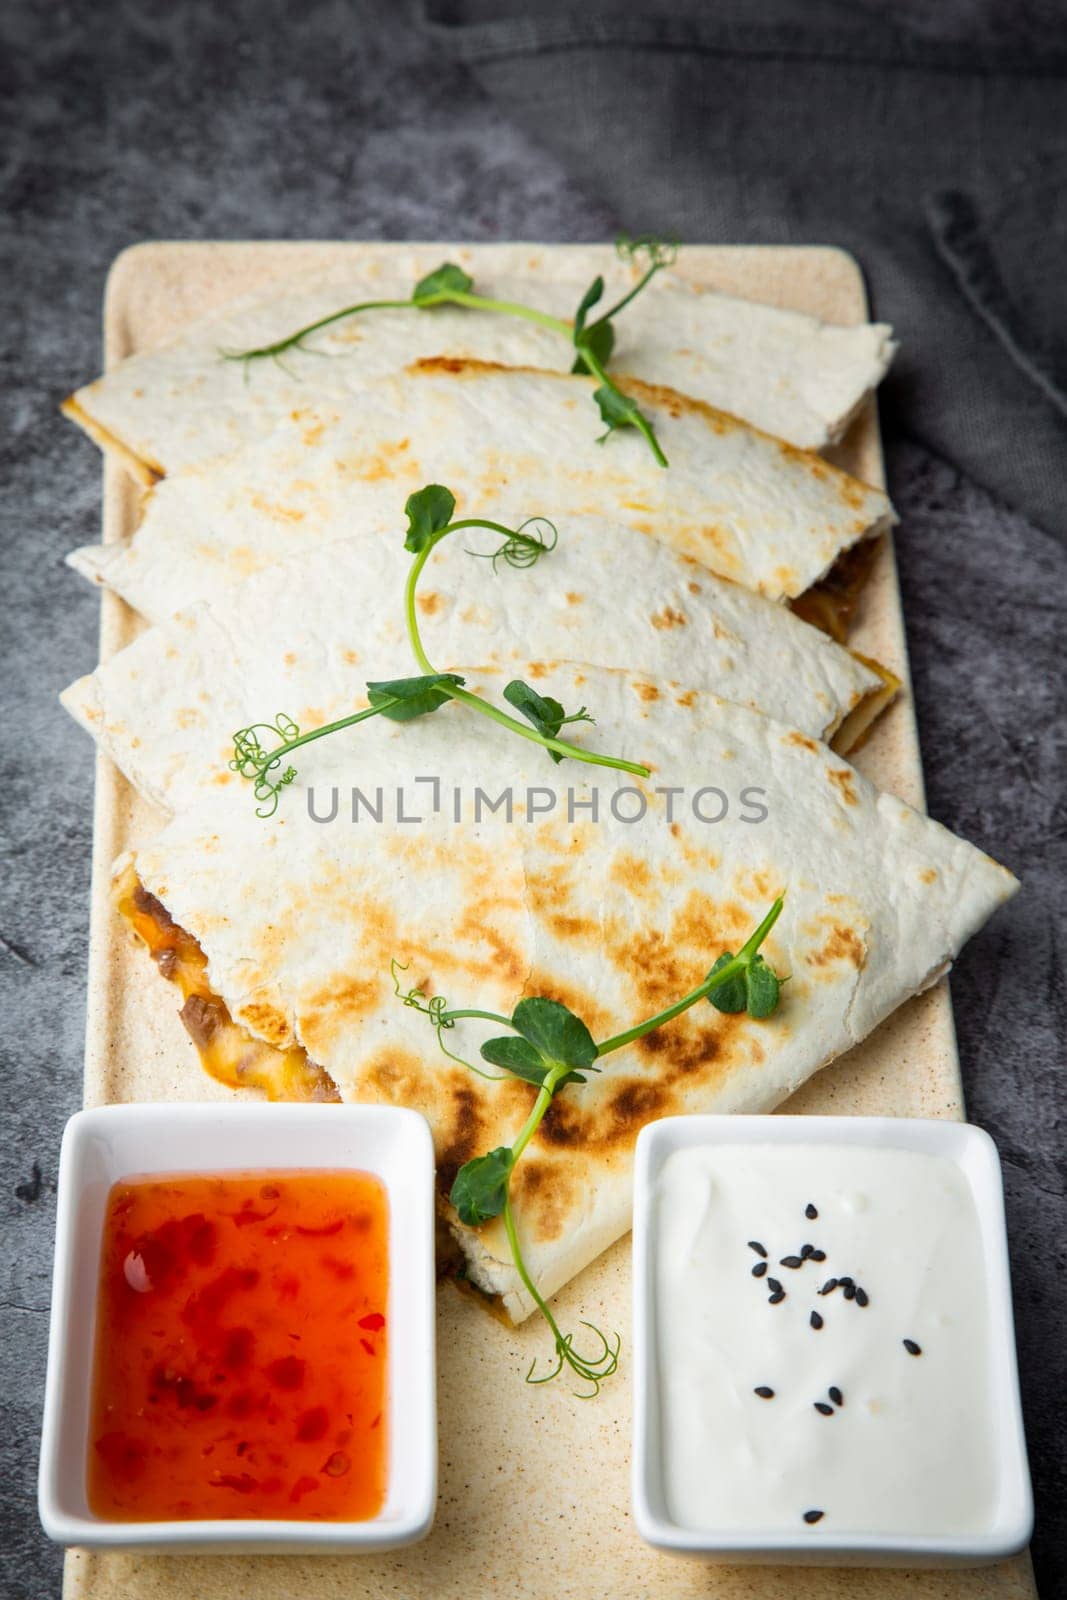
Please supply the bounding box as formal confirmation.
[62,513,894,813]
[59,247,1016,1327]
[69,360,896,623]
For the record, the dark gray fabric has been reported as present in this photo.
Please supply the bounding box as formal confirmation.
[421,0,1067,543]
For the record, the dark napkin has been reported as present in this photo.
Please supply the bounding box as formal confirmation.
[420,0,1067,540]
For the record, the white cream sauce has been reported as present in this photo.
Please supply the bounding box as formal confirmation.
[654,1143,998,1536]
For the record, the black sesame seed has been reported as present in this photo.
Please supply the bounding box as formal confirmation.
[810,1311,824,1330]
[780,1255,803,1269]
[819,1278,839,1295]
[748,1240,767,1258]
[903,1338,922,1356]
[803,1509,825,1525]
[751,1261,768,1278]
[753,1385,775,1399]
[810,1249,827,1262]
[855,1286,869,1308]
[766,1277,783,1294]
[842,1282,856,1301]
[800,1243,815,1258]
[814,1401,834,1416]
[838,1275,854,1289]
[829,1386,843,1407]
[769,1289,786,1305]
[805,1203,818,1220]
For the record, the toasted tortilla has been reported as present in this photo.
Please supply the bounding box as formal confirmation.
[68,360,895,624]
[61,515,894,811]
[107,662,1016,1321]
[63,251,895,479]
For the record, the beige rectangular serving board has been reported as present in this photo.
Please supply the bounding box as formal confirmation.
[65,242,1035,1600]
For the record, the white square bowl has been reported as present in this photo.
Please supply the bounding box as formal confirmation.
[632,1114,1032,1568]
[38,1101,437,1553]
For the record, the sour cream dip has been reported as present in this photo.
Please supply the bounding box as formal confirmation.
[654,1142,998,1537]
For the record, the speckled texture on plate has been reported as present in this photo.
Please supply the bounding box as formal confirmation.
[59,241,1035,1600]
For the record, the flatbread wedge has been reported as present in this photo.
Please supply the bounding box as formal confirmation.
[61,513,896,810]
[68,360,896,623]
[62,248,896,478]
[105,662,1017,1322]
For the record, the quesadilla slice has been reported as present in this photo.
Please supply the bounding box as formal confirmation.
[68,360,895,623]
[63,251,896,480]
[61,513,895,813]
[107,661,1017,1322]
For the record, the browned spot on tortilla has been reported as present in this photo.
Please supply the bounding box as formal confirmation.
[511,1160,568,1242]
[524,870,599,942]
[248,492,305,524]
[342,649,360,665]
[920,867,938,884]
[565,591,583,605]
[674,689,697,708]
[525,661,550,680]
[238,999,293,1048]
[651,606,687,630]
[807,923,866,971]
[417,591,444,616]
[436,1086,490,1194]
[786,731,820,752]
[670,821,682,838]
[828,767,859,806]
[304,972,383,1028]
[634,682,660,702]
[609,853,654,898]
[687,580,702,594]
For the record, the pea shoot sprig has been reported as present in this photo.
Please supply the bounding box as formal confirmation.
[222,236,677,466]
[230,484,651,816]
[395,895,785,1396]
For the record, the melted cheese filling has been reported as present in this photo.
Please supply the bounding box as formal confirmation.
[114,862,339,1103]
[791,536,882,643]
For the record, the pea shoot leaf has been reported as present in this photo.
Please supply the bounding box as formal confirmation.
[707,951,782,1018]
[706,952,747,1014]
[511,996,598,1071]
[593,382,646,441]
[366,672,463,721]
[450,1146,513,1225]
[413,262,473,302]
[744,954,781,1019]
[572,275,605,340]
[572,318,615,375]
[404,483,457,552]
[479,1033,590,1088]
[504,679,592,763]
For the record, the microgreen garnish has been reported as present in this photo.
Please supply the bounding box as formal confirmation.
[222,237,677,466]
[231,484,650,814]
[503,681,594,765]
[401,896,784,1395]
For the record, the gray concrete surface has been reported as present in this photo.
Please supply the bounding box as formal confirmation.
[0,2,1062,1596]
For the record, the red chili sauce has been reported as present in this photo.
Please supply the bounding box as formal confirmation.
[87,1170,389,1521]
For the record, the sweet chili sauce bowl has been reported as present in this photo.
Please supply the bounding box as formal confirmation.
[38,1101,437,1554]
[631,1114,1032,1568]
